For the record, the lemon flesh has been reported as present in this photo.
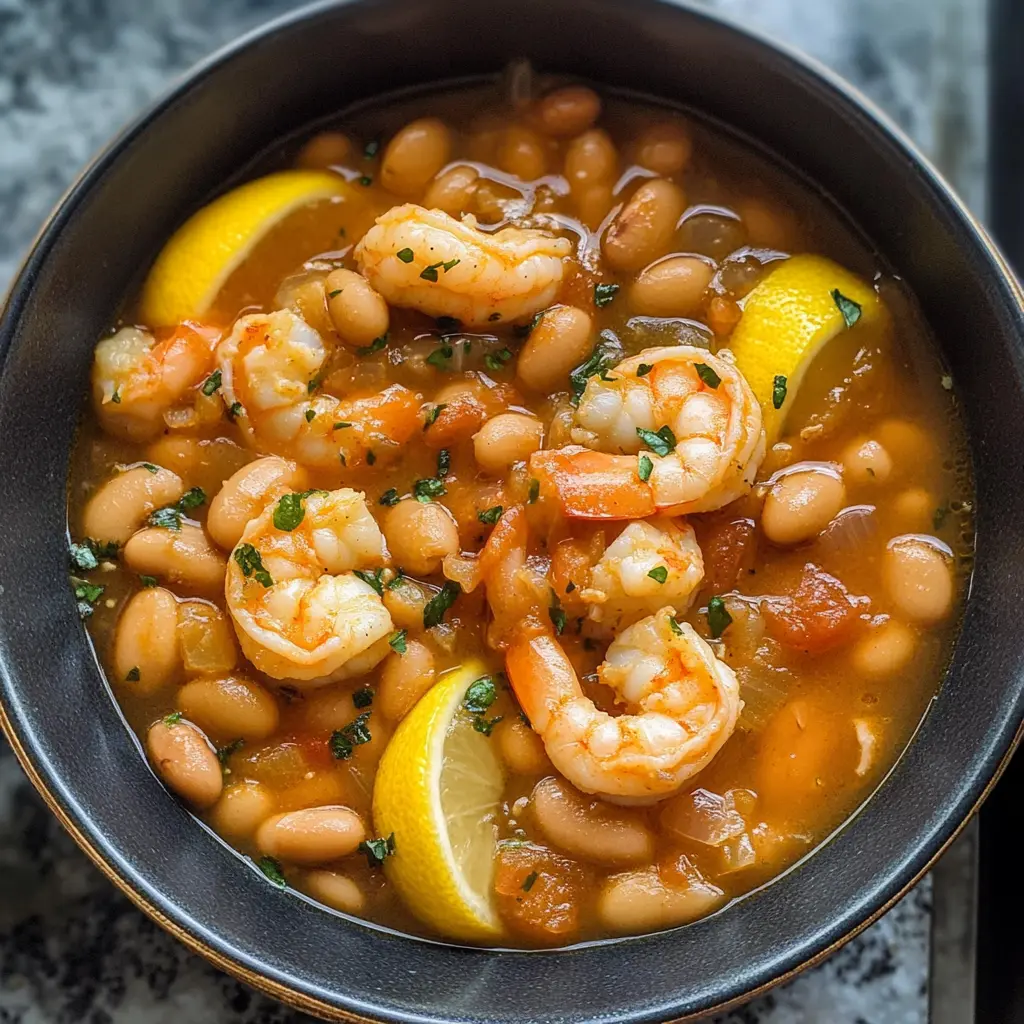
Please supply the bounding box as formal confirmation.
[372,660,505,942]
[139,170,349,327]
[727,254,884,443]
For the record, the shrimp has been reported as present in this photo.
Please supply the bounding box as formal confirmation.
[581,517,704,631]
[484,507,741,803]
[225,486,394,685]
[531,346,765,518]
[354,203,571,326]
[216,309,421,469]
[92,322,219,441]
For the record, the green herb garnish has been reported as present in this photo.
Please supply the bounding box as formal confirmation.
[357,174,373,187]
[695,362,721,389]
[273,492,307,532]
[437,449,451,478]
[648,566,668,584]
[353,687,374,709]
[423,581,461,629]
[178,487,206,510]
[594,282,620,308]
[357,334,388,357]
[330,711,373,759]
[358,832,396,868]
[147,506,182,531]
[831,288,862,328]
[257,856,287,887]
[522,871,539,892]
[396,248,415,263]
[201,370,222,396]
[227,401,243,421]
[353,568,385,596]
[69,542,99,572]
[364,139,380,159]
[513,310,544,338]
[636,425,677,457]
[478,505,503,525]
[549,591,567,635]
[423,403,447,429]
[668,616,683,636]
[140,463,160,474]
[484,348,513,373]
[163,711,183,726]
[772,375,788,410]
[464,676,498,713]
[426,345,454,369]
[638,454,653,482]
[125,666,140,682]
[413,477,447,502]
[216,738,244,766]
[139,575,157,588]
[707,595,732,638]
[388,629,408,655]
[234,543,273,587]
[379,488,400,507]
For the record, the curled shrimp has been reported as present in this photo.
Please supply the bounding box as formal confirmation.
[531,346,765,518]
[354,203,571,326]
[225,486,394,685]
[581,517,704,631]
[92,322,219,441]
[216,309,421,469]
[485,507,740,803]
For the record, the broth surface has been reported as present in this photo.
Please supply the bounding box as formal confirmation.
[68,75,973,947]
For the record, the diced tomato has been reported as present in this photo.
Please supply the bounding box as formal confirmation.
[761,563,868,653]
[698,516,757,593]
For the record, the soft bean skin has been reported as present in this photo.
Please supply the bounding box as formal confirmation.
[147,718,223,808]
[884,537,954,623]
[531,776,654,866]
[473,413,544,475]
[325,268,390,348]
[82,467,184,545]
[761,469,846,546]
[255,806,367,865]
[495,720,551,776]
[378,640,436,721]
[380,118,452,198]
[422,165,479,215]
[633,121,693,176]
[123,524,227,593]
[383,500,460,576]
[517,305,594,393]
[211,780,277,838]
[535,86,601,137]
[302,870,366,914]
[177,675,280,741]
[629,255,714,318]
[113,587,181,695]
[602,179,687,272]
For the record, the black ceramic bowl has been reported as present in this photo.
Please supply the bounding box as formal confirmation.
[1,1,1022,1021]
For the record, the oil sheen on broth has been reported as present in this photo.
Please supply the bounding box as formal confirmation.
[67,75,973,947]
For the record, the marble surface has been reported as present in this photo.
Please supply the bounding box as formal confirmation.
[0,0,986,1021]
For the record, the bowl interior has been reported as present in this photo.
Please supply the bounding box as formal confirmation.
[1,1,1023,1021]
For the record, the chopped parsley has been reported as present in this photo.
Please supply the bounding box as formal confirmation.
[357,333,388,356]
[437,448,451,477]
[327,289,342,299]
[648,565,669,584]
[69,541,99,572]
[472,715,503,736]
[637,363,653,377]
[110,387,121,404]
[386,570,406,590]
[668,616,683,636]
[273,492,308,532]
[333,421,352,430]
[396,247,415,263]
[358,832,396,868]
[353,568,385,596]
[636,425,677,457]
[569,336,621,405]
[353,687,374,709]
[178,487,206,510]
[257,856,287,887]
[707,595,732,638]
[772,375,788,410]
[140,463,160,474]
[234,543,273,587]
[638,454,653,482]
[227,401,243,421]
[163,711,182,726]
[388,629,408,655]
[420,258,460,282]
[488,312,502,322]
[305,408,316,423]
[413,477,447,502]
[549,590,567,635]
[528,478,540,504]
[463,676,498,713]
[379,488,400,507]
[363,139,380,159]
[307,371,325,395]
[423,403,447,429]
[125,666,140,682]
[484,348,513,373]
[594,282,620,307]
[147,506,182,531]
[522,871,539,892]
[201,369,222,396]
[695,362,721,389]
[216,738,244,766]
[357,174,373,187]
[330,711,373,759]
[423,581,461,629]
[139,575,157,588]
[565,581,576,593]
[478,505,503,525]
[426,345,454,369]
[366,450,376,466]
[831,288,862,328]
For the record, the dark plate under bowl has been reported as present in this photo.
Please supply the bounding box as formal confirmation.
[1,1,1023,1021]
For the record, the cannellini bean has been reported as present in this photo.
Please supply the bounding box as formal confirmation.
[177,675,279,741]
[877,418,934,466]
[303,870,366,914]
[380,118,452,198]
[598,860,722,933]
[113,587,180,695]
[852,619,918,678]
[295,131,352,170]
[382,578,430,631]
[531,777,654,866]
[207,456,309,551]
[891,487,935,532]
[841,438,893,485]
[255,806,366,865]
[735,197,793,250]
[629,255,714,317]
[82,467,185,545]
[634,121,693,176]
[422,165,479,215]
[378,639,436,721]
[473,413,544,475]
[123,524,227,593]
[535,86,601,137]
[177,600,237,675]
[761,468,846,546]
[602,179,687,272]
[564,129,617,189]
[497,125,548,180]
[324,268,389,348]
[211,781,276,839]
[383,499,460,576]
[884,536,954,624]
[574,181,615,230]
[495,720,551,775]
[147,718,222,808]
[517,305,594,393]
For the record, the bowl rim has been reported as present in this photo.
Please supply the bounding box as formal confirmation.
[1,0,1023,1021]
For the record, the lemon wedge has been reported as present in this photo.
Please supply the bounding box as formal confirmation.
[139,170,350,327]
[372,660,506,942]
[727,254,884,442]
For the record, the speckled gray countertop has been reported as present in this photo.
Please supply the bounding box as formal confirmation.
[0,0,986,1021]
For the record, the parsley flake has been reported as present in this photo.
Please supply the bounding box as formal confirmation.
[464,676,498,714]
[273,492,307,532]
[522,871,539,892]
[772,375,788,410]
[388,629,408,655]
[396,248,415,263]
[330,711,373,759]
[668,616,683,636]
[163,711,182,726]
[437,448,451,477]
[707,595,732,638]
[305,408,316,423]
[357,334,388,356]
[423,403,447,429]
[423,581,461,629]
[413,477,447,502]
[648,565,669,584]
[478,505,503,525]
[353,687,374,709]
[201,369,222,396]
[636,425,677,457]
[549,591,567,635]
[257,856,287,887]
[125,666,140,682]
[363,139,380,159]
[353,568,385,596]
[636,363,653,377]
[594,282,620,307]
[528,478,540,504]
[695,362,722,389]
[139,575,157,588]
[234,543,273,587]
[638,454,653,482]
[358,832,396,868]
[379,488,400,507]
[426,345,454,369]
[69,542,99,572]
[831,288,862,328]
[147,506,182,531]
[227,401,243,422]
[216,738,244,766]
